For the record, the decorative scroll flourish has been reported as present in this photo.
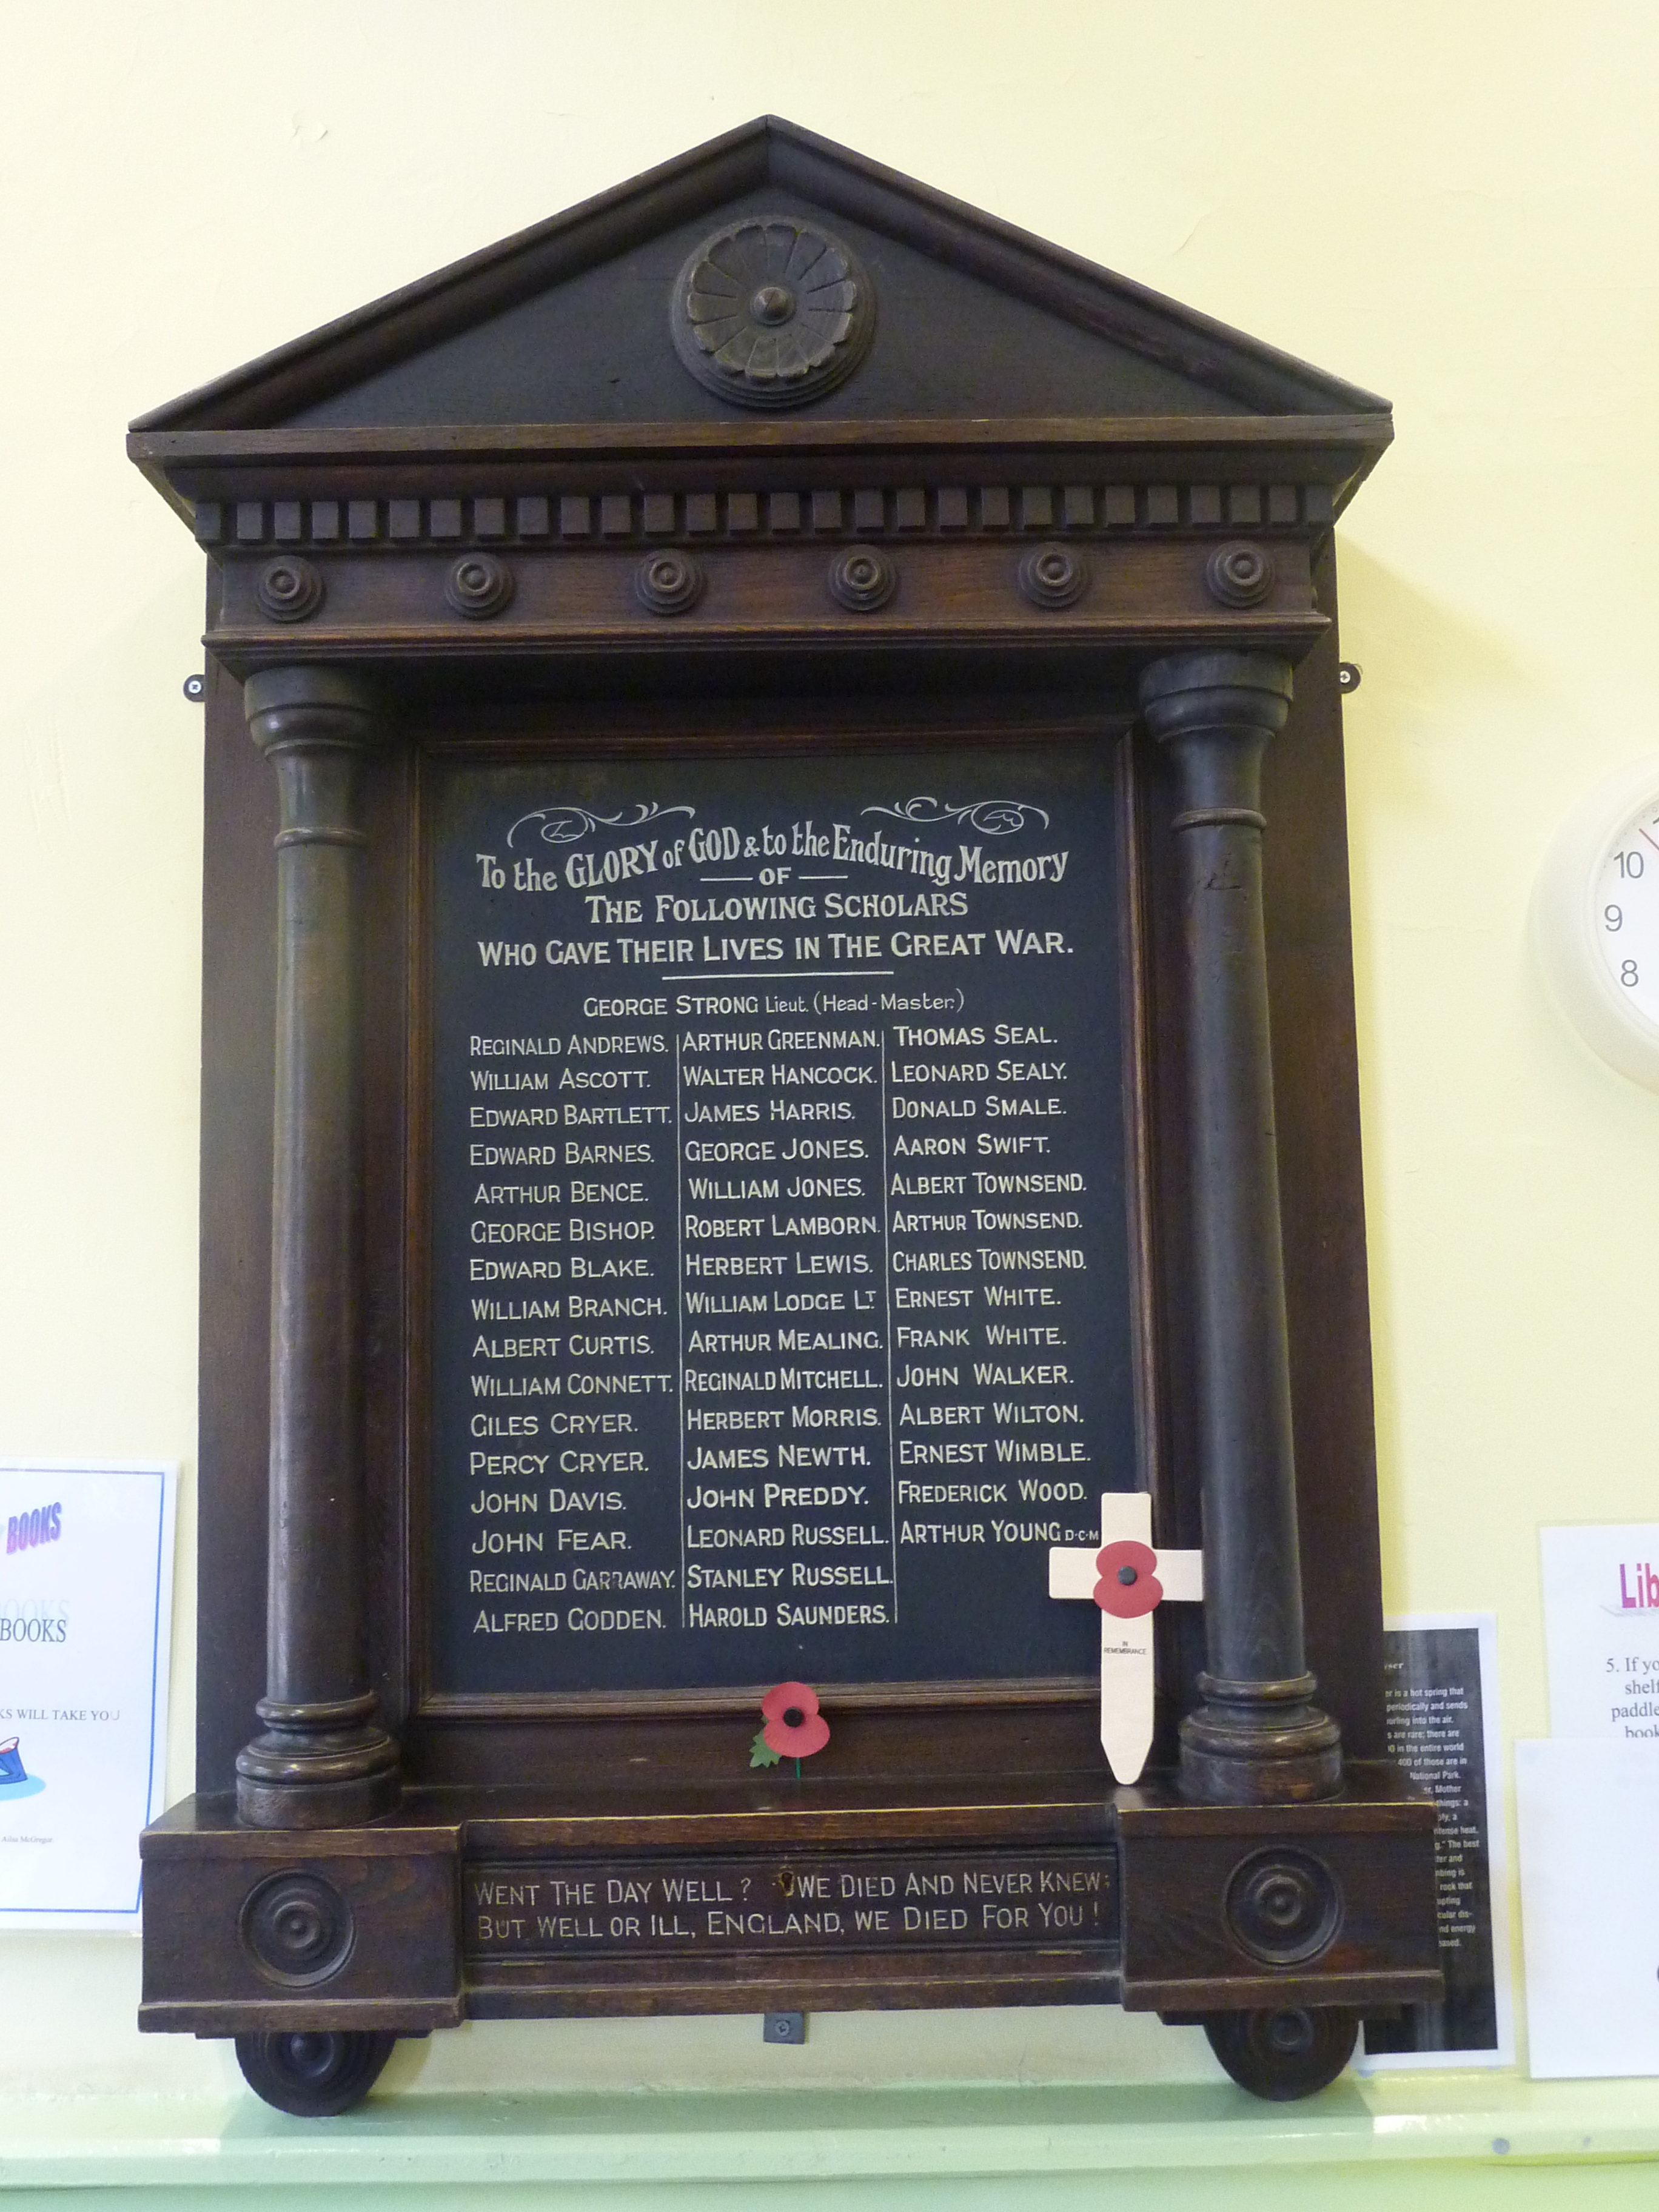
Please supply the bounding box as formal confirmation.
[507,802,695,850]
[860,797,1051,837]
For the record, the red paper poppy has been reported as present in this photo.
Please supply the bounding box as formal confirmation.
[1094,1540,1162,1618]
[760,1681,830,1758]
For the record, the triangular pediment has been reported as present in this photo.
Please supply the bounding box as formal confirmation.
[132,118,1386,436]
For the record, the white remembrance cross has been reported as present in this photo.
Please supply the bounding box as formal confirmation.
[1047,1492,1204,1784]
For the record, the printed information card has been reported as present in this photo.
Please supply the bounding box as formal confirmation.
[1518,1738,1659,2077]
[1517,1524,1659,2075]
[1539,1522,1659,1738]
[1360,1612,1513,2069]
[0,1463,176,1930]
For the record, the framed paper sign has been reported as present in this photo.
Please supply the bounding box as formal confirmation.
[0,1463,176,1931]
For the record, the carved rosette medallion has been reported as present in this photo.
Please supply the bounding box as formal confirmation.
[635,551,705,615]
[1017,544,1090,610]
[444,552,514,618]
[671,216,875,409]
[1205,540,1276,608]
[827,546,897,612]
[1223,1849,1341,1965]
[256,555,324,623]
[239,1871,355,1986]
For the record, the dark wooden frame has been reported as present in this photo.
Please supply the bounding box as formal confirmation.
[133,119,1439,2111]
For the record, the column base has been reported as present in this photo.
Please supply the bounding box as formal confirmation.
[235,1694,401,1828]
[1178,1673,1342,1805]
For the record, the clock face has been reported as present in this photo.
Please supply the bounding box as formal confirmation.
[1595,802,1659,1034]
[1532,754,1659,1091]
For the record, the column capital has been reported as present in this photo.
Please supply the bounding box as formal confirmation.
[1137,649,1294,738]
[244,665,381,759]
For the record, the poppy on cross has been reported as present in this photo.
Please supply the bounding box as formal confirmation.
[1047,1494,1203,1784]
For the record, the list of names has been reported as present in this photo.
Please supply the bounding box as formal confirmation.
[427,749,1136,1695]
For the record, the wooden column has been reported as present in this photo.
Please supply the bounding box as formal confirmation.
[1138,651,1341,1805]
[235,666,400,1828]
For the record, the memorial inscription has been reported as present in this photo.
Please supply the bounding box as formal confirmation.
[464,1850,1118,1959]
[426,743,1134,1700]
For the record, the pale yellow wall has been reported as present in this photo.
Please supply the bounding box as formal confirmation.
[2,0,1655,2102]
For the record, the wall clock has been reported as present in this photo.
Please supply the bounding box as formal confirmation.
[1533,754,1659,1089]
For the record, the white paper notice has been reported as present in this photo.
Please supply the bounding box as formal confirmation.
[1359,1613,1513,2070]
[1539,1523,1659,1739]
[0,1463,176,1930]
[1517,1737,1659,2077]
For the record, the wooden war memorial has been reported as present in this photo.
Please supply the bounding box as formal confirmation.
[127,119,1441,2113]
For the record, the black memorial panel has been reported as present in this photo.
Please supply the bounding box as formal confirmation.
[424,742,1134,1698]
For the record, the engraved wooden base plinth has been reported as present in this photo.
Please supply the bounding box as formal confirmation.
[1177,1674,1344,1806]
[140,1766,1441,2099]
[1114,1764,1435,2020]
